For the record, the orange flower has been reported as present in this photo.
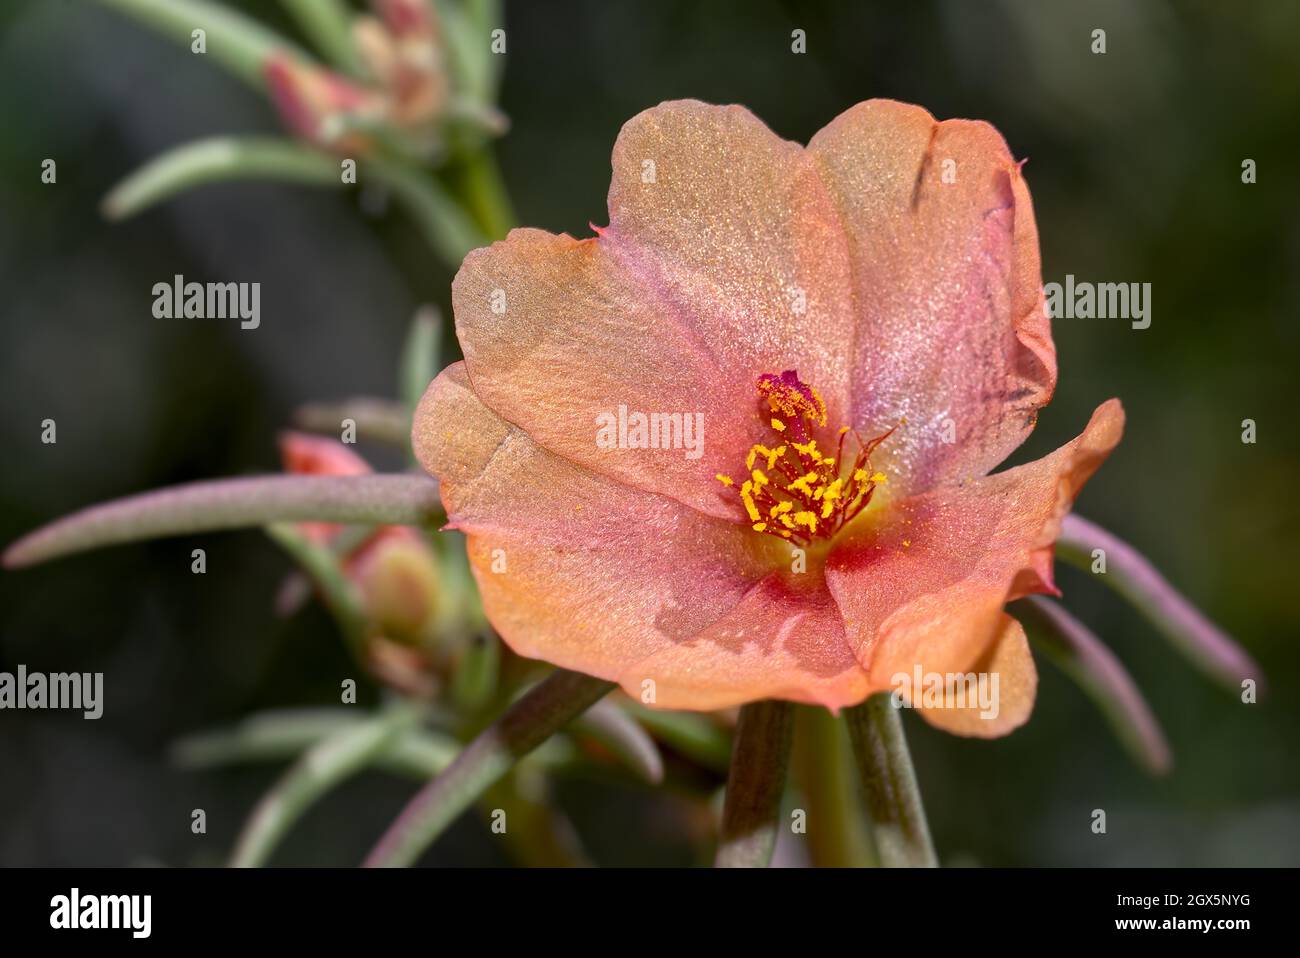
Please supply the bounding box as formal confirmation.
[412,100,1124,733]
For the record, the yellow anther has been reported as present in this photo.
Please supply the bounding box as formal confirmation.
[792,439,820,460]
[721,372,895,544]
[787,472,818,496]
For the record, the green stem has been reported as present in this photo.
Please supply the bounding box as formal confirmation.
[229,703,424,867]
[362,670,614,867]
[793,706,877,867]
[277,0,364,77]
[845,693,937,867]
[264,522,370,663]
[714,700,794,868]
[369,157,490,267]
[3,475,441,568]
[455,148,515,240]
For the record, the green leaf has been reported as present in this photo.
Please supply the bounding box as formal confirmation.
[278,0,364,77]
[264,522,370,660]
[1016,596,1173,775]
[714,700,794,868]
[362,669,614,867]
[102,136,341,221]
[99,0,312,91]
[292,397,412,447]
[449,633,499,713]
[571,699,664,784]
[230,703,426,867]
[3,475,442,568]
[172,707,461,778]
[620,703,732,773]
[399,305,442,416]
[845,693,937,868]
[434,0,493,104]
[1056,514,1261,693]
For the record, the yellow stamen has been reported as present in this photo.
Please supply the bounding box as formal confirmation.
[716,371,895,545]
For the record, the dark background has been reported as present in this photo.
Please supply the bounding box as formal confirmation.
[1,0,1297,865]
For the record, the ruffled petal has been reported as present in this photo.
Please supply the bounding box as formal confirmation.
[909,613,1038,738]
[413,362,867,708]
[451,100,858,519]
[825,400,1123,692]
[618,571,870,712]
[605,100,857,424]
[808,99,1057,495]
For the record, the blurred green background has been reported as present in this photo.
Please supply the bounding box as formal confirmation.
[1,0,1297,866]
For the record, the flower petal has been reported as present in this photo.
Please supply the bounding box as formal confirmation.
[415,363,867,708]
[825,400,1123,693]
[451,228,746,519]
[279,431,372,477]
[910,613,1038,738]
[605,100,857,424]
[451,100,858,519]
[619,572,870,712]
[808,99,1056,494]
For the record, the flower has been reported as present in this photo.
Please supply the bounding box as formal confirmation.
[264,55,388,153]
[411,99,1124,733]
[264,1,451,156]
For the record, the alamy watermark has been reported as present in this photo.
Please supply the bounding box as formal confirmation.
[1044,274,1151,329]
[152,274,260,329]
[50,888,150,938]
[0,665,102,719]
[890,664,1000,720]
[595,405,704,460]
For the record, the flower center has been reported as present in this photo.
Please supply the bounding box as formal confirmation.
[715,370,892,545]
